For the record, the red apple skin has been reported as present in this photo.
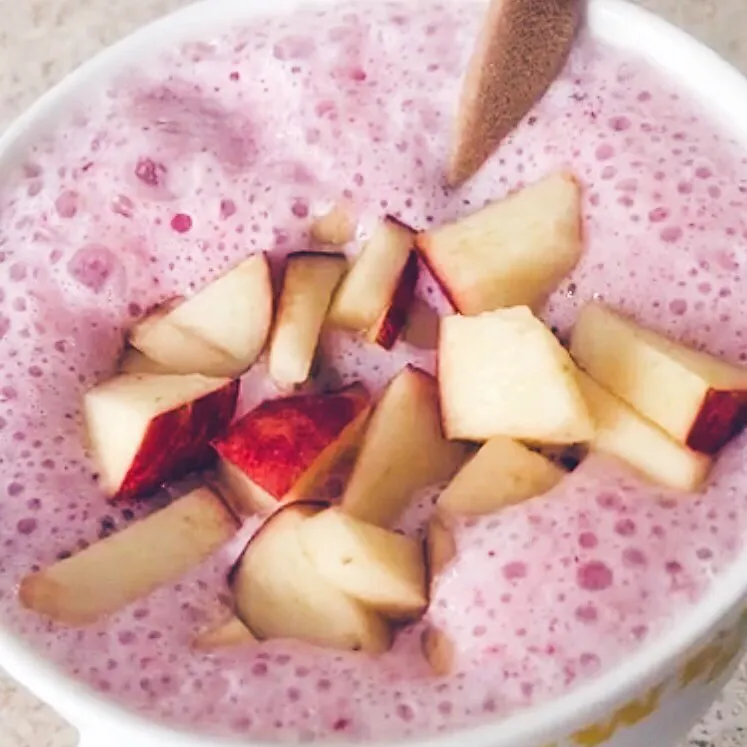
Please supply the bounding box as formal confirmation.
[687,389,747,455]
[212,384,370,501]
[370,251,420,350]
[115,379,239,501]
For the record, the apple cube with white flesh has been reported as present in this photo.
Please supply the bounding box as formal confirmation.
[269,252,347,389]
[403,298,440,350]
[341,367,469,528]
[193,615,256,651]
[19,487,237,626]
[118,347,172,375]
[213,384,371,517]
[130,254,273,377]
[366,250,420,350]
[231,503,391,653]
[437,436,564,516]
[310,203,356,245]
[571,302,747,455]
[425,512,457,581]
[84,373,239,500]
[576,370,712,492]
[439,307,594,443]
[328,216,416,331]
[421,626,455,676]
[415,173,582,314]
[298,508,427,621]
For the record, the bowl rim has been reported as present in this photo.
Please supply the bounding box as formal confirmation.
[1,0,747,745]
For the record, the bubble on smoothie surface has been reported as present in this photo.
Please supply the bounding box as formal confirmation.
[0,1,745,742]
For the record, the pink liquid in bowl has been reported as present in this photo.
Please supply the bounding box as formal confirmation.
[0,0,746,741]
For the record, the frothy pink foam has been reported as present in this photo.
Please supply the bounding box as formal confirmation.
[0,0,745,741]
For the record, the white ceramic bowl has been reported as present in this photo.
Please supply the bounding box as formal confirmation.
[1,1,746,745]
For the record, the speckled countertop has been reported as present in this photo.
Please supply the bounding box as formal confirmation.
[0,0,746,745]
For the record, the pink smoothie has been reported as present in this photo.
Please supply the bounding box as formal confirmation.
[0,0,746,741]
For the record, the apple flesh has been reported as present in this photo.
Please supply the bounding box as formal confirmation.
[365,250,420,350]
[437,436,565,516]
[425,512,457,582]
[328,216,416,332]
[576,370,712,492]
[298,507,427,621]
[84,373,239,500]
[571,302,747,455]
[213,383,371,516]
[439,307,594,444]
[130,254,273,377]
[416,173,582,313]
[231,502,392,653]
[310,203,356,245]
[421,626,455,676]
[118,347,172,375]
[341,366,469,528]
[403,298,440,350]
[269,252,347,389]
[19,487,237,626]
[193,615,256,651]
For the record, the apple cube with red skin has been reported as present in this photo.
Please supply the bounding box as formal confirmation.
[341,366,469,528]
[365,250,420,350]
[571,302,747,455]
[84,374,239,501]
[439,307,594,444]
[329,216,416,334]
[269,252,347,389]
[416,173,582,314]
[129,254,273,377]
[576,370,712,492]
[213,383,371,516]
[230,502,392,653]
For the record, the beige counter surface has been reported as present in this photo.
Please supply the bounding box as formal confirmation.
[1,0,746,745]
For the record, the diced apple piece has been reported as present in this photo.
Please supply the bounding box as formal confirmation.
[269,252,347,389]
[448,0,581,186]
[19,487,237,626]
[571,302,747,455]
[118,347,172,375]
[365,251,420,350]
[231,503,392,653]
[421,626,455,676]
[439,307,594,444]
[298,508,427,621]
[130,254,273,377]
[310,203,356,245]
[85,373,239,500]
[438,436,564,516]
[342,367,469,528]
[425,513,457,581]
[328,216,415,331]
[576,370,712,492]
[416,173,582,314]
[403,298,440,350]
[213,384,371,516]
[193,615,256,651]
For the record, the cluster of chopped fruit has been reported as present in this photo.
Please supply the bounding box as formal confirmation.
[19,172,747,671]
